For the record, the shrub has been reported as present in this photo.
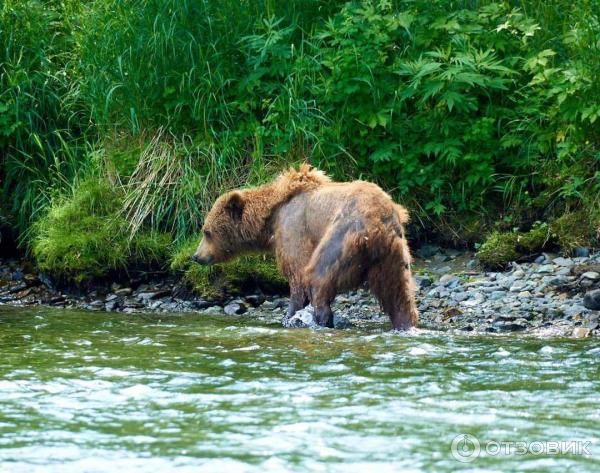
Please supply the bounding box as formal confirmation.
[476,232,520,270]
[550,211,597,254]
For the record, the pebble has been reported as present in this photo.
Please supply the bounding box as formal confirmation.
[583,290,600,311]
[224,302,247,315]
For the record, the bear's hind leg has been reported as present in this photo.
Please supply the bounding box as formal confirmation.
[305,220,368,328]
[368,238,418,330]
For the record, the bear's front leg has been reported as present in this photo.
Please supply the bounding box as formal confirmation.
[287,285,309,317]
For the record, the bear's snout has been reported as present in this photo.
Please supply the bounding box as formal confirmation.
[191,254,213,265]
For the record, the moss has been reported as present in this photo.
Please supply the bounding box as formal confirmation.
[171,238,287,299]
[32,179,170,283]
[550,211,597,254]
[476,232,520,269]
[517,224,550,252]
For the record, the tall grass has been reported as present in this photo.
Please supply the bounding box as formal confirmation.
[3,0,600,276]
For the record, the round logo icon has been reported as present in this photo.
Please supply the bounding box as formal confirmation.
[451,434,481,463]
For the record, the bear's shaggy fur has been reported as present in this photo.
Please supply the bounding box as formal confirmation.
[193,165,418,329]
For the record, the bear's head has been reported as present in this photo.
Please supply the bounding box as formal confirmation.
[192,191,248,265]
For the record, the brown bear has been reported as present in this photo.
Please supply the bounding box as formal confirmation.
[192,164,418,330]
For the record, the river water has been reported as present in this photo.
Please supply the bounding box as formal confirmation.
[1,305,599,472]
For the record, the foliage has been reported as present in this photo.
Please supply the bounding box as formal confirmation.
[2,0,599,276]
[476,232,520,269]
[171,239,287,299]
[31,179,169,283]
[477,224,551,269]
[550,211,598,254]
[0,0,93,234]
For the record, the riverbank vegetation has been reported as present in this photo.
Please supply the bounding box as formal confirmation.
[1,0,599,288]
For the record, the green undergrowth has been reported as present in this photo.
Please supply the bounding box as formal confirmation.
[170,239,288,299]
[477,212,598,269]
[31,179,170,283]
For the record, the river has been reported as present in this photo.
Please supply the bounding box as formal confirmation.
[1,305,599,472]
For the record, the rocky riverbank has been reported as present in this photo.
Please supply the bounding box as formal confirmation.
[1,248,599,337]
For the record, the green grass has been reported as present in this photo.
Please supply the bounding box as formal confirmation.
[32,178,170,283]
[2,0,599,277]
[171,239,287,299]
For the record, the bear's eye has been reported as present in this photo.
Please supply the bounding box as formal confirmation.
[203,230,212,239]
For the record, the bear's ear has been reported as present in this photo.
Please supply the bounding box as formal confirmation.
[224,192,245,222]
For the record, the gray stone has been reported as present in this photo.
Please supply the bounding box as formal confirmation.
[414,276,433,288]
[283,305,318,328]
[114,288,133,297]
[192,299,214,310]
[105,300,119,311]
[224,302,247,315]
[137,290,171,301]
[509,281,527,292]
[536,264,555,274]
[203,306,223,315]
[489,291,506,301]
[333,314,353,329]
[545,275,569,286]
[438,274,460,288]
[552,257,573,267]
[452,292,469,302]
[574,247,590,258]
[583,290,600,310]
[466,259,478,270]
[244,294,265,307]
[581,272,600,281]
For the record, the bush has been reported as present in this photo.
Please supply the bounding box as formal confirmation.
[476,232,521,270]
[477,224,553,269]
[550,211,597,254]
[32,179,170,283]
[171,239,287,299]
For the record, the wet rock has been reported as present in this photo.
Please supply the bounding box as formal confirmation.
[192,299,214,310]
[271,298,288,310]
[438,274,460,288]
[114,288,133,297]
[536,264,555,274]
[583,290,600,310]
[581,272,600,281]
[244,294,266,307]
[492,321,527,332]
[83,300,105,311]
[203,306,223,315]
[509,281,527,292]
[283,306,318,328]
[574,247,590,258]
[105,300,119,311]
[466,259,478,270]
[552,257,573,267]
[333,313,353,329]
[572,327,591,338]
[8,282,28,294]
[546,275,569,286]
[137,290,171,301]
[414,276,432,289]
[224,302,247,315]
